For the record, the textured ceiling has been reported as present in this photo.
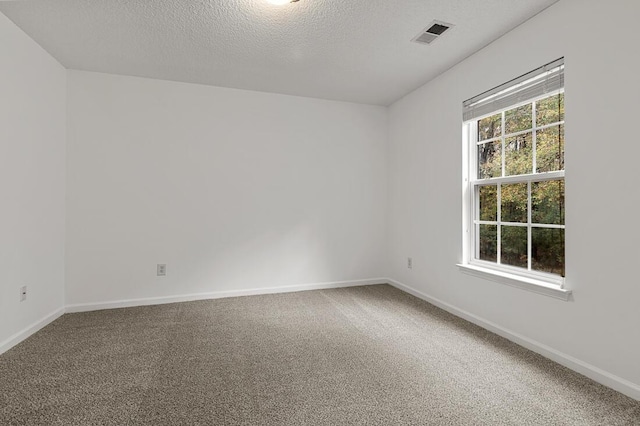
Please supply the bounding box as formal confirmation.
[0,0,558,105]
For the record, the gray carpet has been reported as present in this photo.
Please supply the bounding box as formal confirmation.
[1,284,639,425]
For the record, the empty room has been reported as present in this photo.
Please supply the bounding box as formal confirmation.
[1,0,639,424]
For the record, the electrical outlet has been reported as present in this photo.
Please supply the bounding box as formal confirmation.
[20,286,27,302]
[407,257,413,269]
[157,264,167,276]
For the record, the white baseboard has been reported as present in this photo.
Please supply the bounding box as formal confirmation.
[65,277,388,313]
[386,278,640,402]
[0,307,65,356]
[3,279,384,355]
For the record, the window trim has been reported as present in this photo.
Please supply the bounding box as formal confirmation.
[456,263,571,301]
[460,73,570,300]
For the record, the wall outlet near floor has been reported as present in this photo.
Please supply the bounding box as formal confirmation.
[20,286,27,302]
[407,257,413,269]
[157,264,167,276]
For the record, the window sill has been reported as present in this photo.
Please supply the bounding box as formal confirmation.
[456,264,572,301]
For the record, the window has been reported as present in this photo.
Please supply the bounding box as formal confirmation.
[460,58,569,299]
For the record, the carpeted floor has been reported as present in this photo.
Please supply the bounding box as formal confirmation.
[1,284,639,425]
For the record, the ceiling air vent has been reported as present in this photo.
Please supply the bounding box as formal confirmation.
[412,20,454,45]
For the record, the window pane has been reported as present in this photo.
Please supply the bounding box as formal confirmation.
[536,124,564,172]
[478,185,497,221]
[478,224,497,262]
[505,104,532,134]
[505,132,532,176]
[501,226,527,268]
[532,228,565,276]
[501,183,527,223]
[478,113,502,141]
[536,93,564,127]
[532,180,564,225]
[478,140,502,179]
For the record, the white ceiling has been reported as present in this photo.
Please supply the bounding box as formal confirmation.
[0,0,557,105]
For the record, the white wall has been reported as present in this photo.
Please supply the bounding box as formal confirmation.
[387,0,640,394]
[0,13,66,350]
[66,71,387,306]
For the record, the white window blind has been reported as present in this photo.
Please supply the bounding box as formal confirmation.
[463,58,564,122]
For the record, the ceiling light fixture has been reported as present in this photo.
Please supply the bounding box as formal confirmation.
[267,0,299,5]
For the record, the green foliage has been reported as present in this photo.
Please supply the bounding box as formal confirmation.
[478,141,501,178]
[478,113,501,141]
[537,94,564,126]
[505,133,532,176]
[478,186,497,221]
[532,228,565,276]
[501,226,527,268]
[501,183,527,222]
[475,93,565,275]
[537,125,564,173]
[505,104,532,134]
[537,94,564,173]
[479,224,497,262]
[532,180,564,225]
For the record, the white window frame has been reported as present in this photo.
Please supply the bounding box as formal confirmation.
[458,61,571,301]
